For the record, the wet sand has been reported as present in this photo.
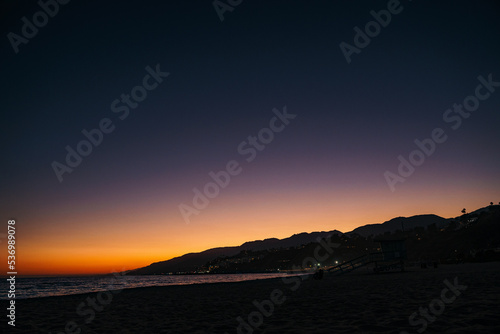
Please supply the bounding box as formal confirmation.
[11,262,500,333]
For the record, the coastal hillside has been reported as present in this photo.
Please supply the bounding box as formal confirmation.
[346,214,448,237]
[126,207,493,275]
[127,230,342,274]
[201,205,500,273]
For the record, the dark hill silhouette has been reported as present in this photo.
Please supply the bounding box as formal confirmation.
[346,214,448,237]
[129,246,241,275]
[127,211,457,275]
[203,205,500,273]
[240,231,343,251]
[128,230,343,275]
[405,205,500,262]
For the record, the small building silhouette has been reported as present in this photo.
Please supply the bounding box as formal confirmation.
[373,237,407,272]
[374,237,407,260]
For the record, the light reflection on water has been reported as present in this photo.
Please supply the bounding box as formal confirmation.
[0,273,296,299]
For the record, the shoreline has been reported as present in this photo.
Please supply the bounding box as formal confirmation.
[2,272,297,301]
[11,262,500,333]
[9,261,499,301]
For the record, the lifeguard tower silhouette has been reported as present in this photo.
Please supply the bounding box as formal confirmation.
[327,237,407,275]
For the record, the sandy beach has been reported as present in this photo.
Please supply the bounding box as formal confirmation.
[12,262,500,334]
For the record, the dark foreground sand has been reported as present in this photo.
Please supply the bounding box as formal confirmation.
[9,262,500,334]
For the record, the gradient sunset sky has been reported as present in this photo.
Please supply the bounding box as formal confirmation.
[1,0,499,275]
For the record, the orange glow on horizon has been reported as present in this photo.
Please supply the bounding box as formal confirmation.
[4,184,498,276]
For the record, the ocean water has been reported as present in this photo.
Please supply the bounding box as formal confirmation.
[0,273,295,299]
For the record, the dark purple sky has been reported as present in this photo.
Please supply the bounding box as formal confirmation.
[1,0,499,274]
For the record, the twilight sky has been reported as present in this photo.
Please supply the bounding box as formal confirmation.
[1,0,499,275]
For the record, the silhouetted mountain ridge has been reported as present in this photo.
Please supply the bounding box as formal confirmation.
[127,211,458,275]
[128,230,343,274]
[347,214,448,237]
